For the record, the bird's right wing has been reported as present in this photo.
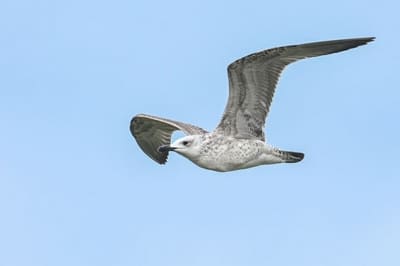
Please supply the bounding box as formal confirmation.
[215,37,375,141]
[130,114,208,164]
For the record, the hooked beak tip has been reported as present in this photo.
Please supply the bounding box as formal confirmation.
[158,145,176,153]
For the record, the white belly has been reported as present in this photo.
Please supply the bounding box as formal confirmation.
[190,137,283,172]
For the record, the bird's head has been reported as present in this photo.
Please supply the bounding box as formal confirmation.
[158,135,202,160]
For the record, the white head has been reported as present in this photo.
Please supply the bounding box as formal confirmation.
[158,135,202,160]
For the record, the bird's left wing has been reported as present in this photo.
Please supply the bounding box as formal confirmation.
[130,114,208,164]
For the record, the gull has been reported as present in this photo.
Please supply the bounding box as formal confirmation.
[130,37,374,172]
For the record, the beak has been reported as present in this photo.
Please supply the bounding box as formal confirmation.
[158,145,176,153]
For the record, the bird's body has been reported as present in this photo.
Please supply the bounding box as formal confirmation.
[196,134,270,172]
[174,133,302,172]
[130,37,374,172]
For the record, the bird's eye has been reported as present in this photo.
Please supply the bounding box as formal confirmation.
[182,141,189,146]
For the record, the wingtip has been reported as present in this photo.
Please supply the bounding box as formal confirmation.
[155,150,169,165]
[158,155,168,165]
[341,36,375,42]
[351,37,375,47]
[362,36,376,43]
[129,114,142,134]
[347,37,375,50]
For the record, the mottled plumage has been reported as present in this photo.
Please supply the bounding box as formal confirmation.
[130,37,374,171]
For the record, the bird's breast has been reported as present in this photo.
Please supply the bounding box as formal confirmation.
[191,136,268,172]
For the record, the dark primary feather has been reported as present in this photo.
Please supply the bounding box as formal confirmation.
[215,37,375,141]
[130,114,208,164]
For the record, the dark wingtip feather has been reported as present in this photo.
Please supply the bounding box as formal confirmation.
[353,36,375,45]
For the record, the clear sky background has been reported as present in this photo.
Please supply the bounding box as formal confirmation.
[1,0,399,265]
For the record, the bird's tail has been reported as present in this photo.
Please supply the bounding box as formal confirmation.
[275,149,304,163]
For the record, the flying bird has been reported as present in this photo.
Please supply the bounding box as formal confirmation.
[130,37,374,172]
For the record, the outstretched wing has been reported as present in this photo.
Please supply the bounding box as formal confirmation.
[215,37,375,141]
[130,114,208,164]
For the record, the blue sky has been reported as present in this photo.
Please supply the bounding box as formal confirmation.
[1,0,399,265]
